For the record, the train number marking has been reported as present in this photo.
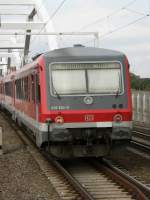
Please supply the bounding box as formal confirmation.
[50,106,70,110]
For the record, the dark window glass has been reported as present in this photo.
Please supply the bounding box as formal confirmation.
[5,81,12,97]
[36,74,41,103]
[15,77,29,101]
[31,75,35,102]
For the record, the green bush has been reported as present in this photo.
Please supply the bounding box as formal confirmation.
[131,73,150,91]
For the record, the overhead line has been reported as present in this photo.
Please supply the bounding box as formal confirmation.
[83,14,150,45]
[38,0,67,34]
[100,14,150,39]
[31,0,67,43]
[50,0,67,20]
[124,8,146,16]
[65,0,138,44]
[79,0,137,30]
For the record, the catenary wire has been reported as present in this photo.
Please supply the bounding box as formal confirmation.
[124,8,146,16]
[78,0,137,31]
[31,0,68,43]
[83,14,150,45]
[64,0,138,45]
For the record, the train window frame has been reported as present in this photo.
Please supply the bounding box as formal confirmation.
[49,61,125,97]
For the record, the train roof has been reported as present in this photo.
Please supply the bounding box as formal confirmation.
[44,47,125,58]
[1,47,126,81]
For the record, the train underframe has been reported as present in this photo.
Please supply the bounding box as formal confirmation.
[39,126,132,158]
[0,103,132,158]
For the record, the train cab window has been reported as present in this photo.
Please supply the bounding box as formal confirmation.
[50,62,123,95]
[87,67,121,93]
[52,70,86,94]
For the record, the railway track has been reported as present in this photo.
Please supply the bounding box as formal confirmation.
[133,122,150,132]
[102,158,150,199]
[1,110,149,200]
[59,158,148,200]
[131,128,150,153]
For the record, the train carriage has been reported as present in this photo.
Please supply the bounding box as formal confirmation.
[0,46,132,158]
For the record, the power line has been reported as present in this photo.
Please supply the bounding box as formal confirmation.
[65,0,138,43]
[38,0,67,34]
[100,14,149,39]
[31,0,67,43]
[147,0,150,11]
[84,14,150,45]
[50,0,67,20]
[124,8,146,16]
[79,0,137,31]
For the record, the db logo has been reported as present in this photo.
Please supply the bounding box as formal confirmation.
[84,115,94,121]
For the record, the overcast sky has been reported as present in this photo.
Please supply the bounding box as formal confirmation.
[41,0,150,78]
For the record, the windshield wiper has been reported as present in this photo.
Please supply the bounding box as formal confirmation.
[52,85,61,99]
[115,89,120,98]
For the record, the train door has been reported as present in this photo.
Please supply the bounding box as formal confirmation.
[32,72,41,122]
[30,74,36,119]
[36,73,41,121]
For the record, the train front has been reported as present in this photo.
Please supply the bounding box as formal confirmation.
[39,47,132,158]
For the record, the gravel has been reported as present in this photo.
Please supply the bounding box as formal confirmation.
[0,113,60,200]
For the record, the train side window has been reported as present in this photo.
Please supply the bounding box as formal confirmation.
[0,84,1,94]
[19,79,21,99]
[17,79,19,99]
[0,83,3,94]
[28,76,31,102]
[5,81,12,97]
[31,75,35,102]
[28,76,30,101]
[16,79,22,100]
[15,80,17,98]
[36,74,41,103]
[21,78,24,100]
[24,76,28,101]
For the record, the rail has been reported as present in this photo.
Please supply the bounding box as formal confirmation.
[0,109,148,200]
[102,158,150,198]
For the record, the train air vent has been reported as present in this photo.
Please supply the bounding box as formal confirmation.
[119,104,123,108]
[112,104,117,109]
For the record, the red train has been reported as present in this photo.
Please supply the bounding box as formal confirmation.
[0,47,132,158]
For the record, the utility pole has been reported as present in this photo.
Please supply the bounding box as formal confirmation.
[23,8,37,65]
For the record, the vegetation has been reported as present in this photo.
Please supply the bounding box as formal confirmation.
[130,73,150,91]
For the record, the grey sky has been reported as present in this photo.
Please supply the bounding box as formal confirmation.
[42,0,150,78]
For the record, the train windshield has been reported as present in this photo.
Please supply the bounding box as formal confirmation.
[50,62,123,95]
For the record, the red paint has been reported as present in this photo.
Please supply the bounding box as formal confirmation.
[125,57,132,117]
[39,109,132,123]
[0,54,132,127]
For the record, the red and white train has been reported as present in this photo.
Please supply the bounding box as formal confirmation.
[0,46,132,158]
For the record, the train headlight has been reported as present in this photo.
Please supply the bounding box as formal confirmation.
[113,114,122,122]
[55,116,64,124]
